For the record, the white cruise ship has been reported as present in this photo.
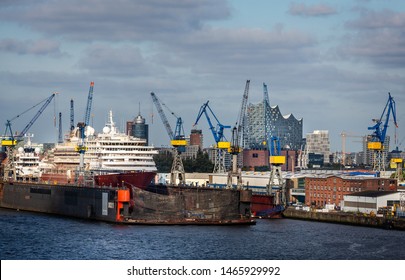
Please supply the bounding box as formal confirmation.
[41,110,158,186]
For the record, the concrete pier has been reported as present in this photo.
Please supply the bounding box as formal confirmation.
[283,207,405,230]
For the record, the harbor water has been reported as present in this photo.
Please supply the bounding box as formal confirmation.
[1,208,404,260]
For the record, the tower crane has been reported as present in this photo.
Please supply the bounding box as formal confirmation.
[267,136,287,206]
[150,92,187,185]
[227,80,250,189]
[194,101,231,173]
[367,92,398,172]
[1,92,56,181]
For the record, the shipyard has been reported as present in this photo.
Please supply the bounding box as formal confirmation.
[2,3,405,279]
[1,80,404,229]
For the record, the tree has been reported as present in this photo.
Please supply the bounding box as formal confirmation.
[153,151,173,173]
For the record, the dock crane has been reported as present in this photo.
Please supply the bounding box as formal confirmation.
[267,136,287,206]
[194,101,231,173]
[150,92,187,185]
[367,92,398,172]
[75,82,94,174]
[1,92,56,181]
[227,80,250,189]
[70,99,75,132]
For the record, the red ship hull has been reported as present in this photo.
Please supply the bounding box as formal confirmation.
[251,194,284,218]
[94,171,156,189]
[41,171,156,189]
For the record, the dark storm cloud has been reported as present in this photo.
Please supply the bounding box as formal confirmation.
[340,9,405,68]
[288,3,337,17]
[0,0,230,41]
[0,38,62,55]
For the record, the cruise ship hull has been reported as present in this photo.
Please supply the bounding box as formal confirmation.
[251,194,284,218]
[0,181,255,225]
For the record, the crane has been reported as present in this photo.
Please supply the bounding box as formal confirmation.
[267,136,287,206]
[194,101,231,173]
[150,92,187,185]
[70,98,75,132]
[74,82,95,177]
[2,93,56,147]
[340,131,364,166]
[1,92,56,181]
[227,80,250,189]
[84,81,94,127]
[58,112,63,143]
[367,92,398,172]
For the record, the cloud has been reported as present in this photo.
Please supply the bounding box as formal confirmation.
[155,25,318,78]
[78,44,150,77]
[340,9,405,68]
[288,3,337,17]
[0,0,230,42]
[0,38,62,55]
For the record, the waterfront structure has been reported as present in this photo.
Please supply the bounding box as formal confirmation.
[305,130,331,165]
[342,191,401,214]
[305,174,397,207]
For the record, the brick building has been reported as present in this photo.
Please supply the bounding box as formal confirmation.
[305,175,397,207]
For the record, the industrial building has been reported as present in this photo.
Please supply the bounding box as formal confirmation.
[342,191,402,214]
[305,174,397,207]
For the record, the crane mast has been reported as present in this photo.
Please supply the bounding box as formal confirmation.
[268,136,287,206]
[150,92,186,185]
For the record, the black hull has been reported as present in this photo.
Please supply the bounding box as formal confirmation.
[0,182,255,225]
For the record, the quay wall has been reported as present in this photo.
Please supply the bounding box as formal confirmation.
[283,207,405,230]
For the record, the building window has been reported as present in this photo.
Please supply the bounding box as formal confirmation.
[252,153,258,158]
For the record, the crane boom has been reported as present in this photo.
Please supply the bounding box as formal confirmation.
[2,92,56,146]
[84,81,94,126]
[150,92,174,140]
[194,101,230,145]
[18,93,56,138]
[233,80,250,153]
[70,98,75,131]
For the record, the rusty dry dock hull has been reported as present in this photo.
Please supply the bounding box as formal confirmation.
[0,181,255,225]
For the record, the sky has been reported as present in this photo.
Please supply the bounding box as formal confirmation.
[1,0,404,153]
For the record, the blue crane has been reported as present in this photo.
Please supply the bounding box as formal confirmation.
[84,81,94,127]
[194,101,231,173]
[368,92,398,148]
[194,101,231,147]
[150,92,186,151]
[367,92,398,172]
[2,93,56,147]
